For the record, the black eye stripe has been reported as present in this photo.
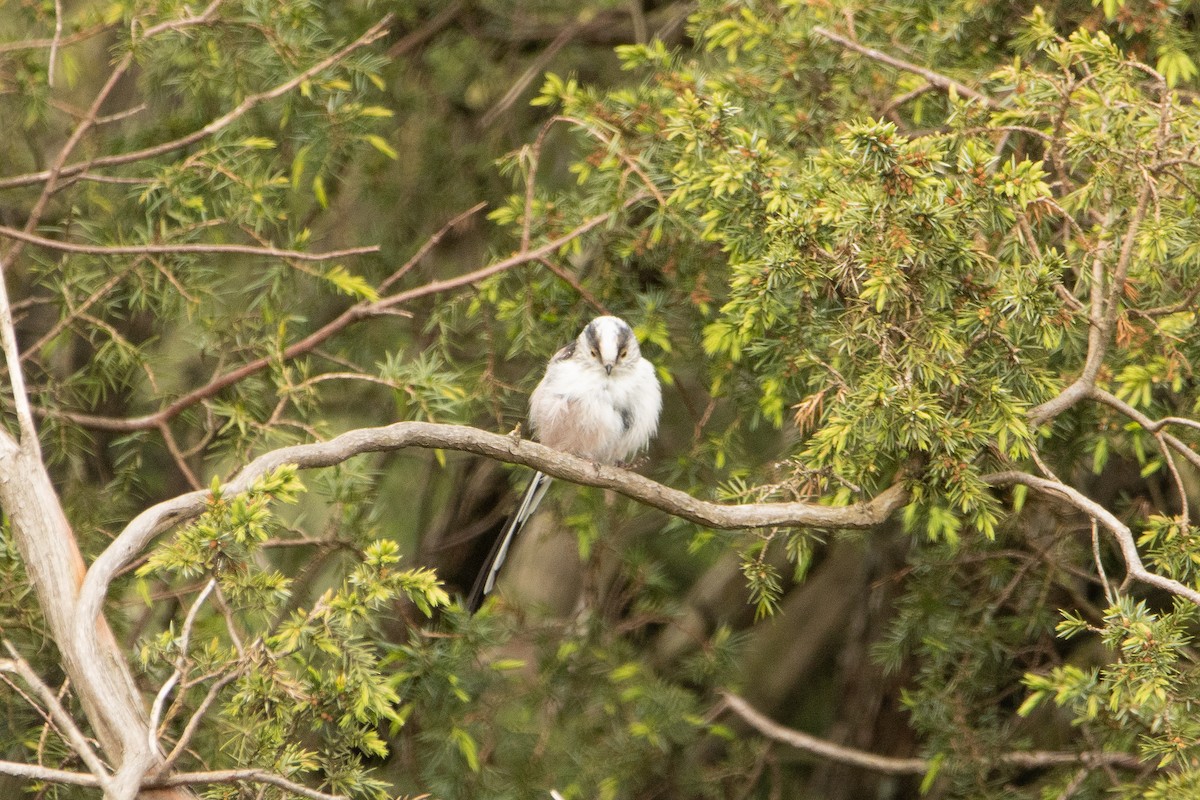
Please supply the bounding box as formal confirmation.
[585,322,602,353]
[616,324,632,353]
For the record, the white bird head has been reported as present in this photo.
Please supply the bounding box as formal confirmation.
[578,315,641,376]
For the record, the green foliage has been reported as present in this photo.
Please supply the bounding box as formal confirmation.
[6,0,1200,798]
[388,612,754,800]
[136,470,450,799]
[141,467,304,585]
[1021,596,1200,788]
[487,1,1200,796]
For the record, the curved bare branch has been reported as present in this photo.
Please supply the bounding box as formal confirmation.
[983,471,1200,606]
[1089,388,1200,474]
[722,691,1142,774]
[78,421,912,632]
[811,26,999,109]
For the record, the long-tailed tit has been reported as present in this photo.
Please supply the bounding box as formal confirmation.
[466,315,662,612]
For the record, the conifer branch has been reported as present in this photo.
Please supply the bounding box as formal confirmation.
[50,204,632,433]
[0,14,394,191]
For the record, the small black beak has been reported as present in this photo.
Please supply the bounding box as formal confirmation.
[604,363,613,375]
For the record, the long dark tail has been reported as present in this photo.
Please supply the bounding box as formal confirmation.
[466,471,552,613]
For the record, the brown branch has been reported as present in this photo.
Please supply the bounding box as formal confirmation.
[158,670,241,773]
[159,422,203,490]
[77,420,911,627]
[480,18,584,129]
[722,692,1142,775]
[20,261,136,363]
[811,26,999,110]
[0,225,380,262]
[983,471,1200,606]
[537,257,611,314]
[150,769,345,800]
[0,24,111,54]
[722,692,927,775]
[553,114,670,209]
[135,0,226,38]
[1088,388,1200,474]
[53,205,627,433]
[386,0,467,59]
[0,760,99,787]
[378,201,486,294]
[0,44,138,452]
[882,82,934,116]
[0,15,394,192]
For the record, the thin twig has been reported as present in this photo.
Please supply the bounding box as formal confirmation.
[721,692,927,775]
[48,0,64,87]
[378,202,487,294]
[1156,433,1189,526]
[136,0,226,39]
[0,643,111,785]
[0,225,380,262]
[387,0,466,58]
[882,81,934,117]
[537,257,611,314]
[21,262,136,362]
[811,26,999,109]
[150,768,346,800]
[554,114,669,208]
[54,203,632,433]
[159,421,202,490]
[721,692,1141,773]
[1091,519,1115,606]
[1089,388,1200,474]
[0,14,394,192]
[480,17,584,129]
[1056,766,1090,800]
[0,24,109,55]
[148,579,217,752]
[158,669,242,772]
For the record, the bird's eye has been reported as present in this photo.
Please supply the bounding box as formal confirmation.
[617,348,627,359]
[590,348,599,358]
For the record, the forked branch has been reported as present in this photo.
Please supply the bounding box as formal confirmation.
[983,471,1200,606]
[53,204,631,434]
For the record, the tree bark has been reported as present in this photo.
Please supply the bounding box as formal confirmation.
[0,435,168,797]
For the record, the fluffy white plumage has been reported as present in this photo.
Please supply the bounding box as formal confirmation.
[467,316,662,612]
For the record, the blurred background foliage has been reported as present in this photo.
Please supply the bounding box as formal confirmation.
[2,0,1200,798]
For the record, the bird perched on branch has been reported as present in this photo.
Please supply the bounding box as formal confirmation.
[466,315,662,613]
